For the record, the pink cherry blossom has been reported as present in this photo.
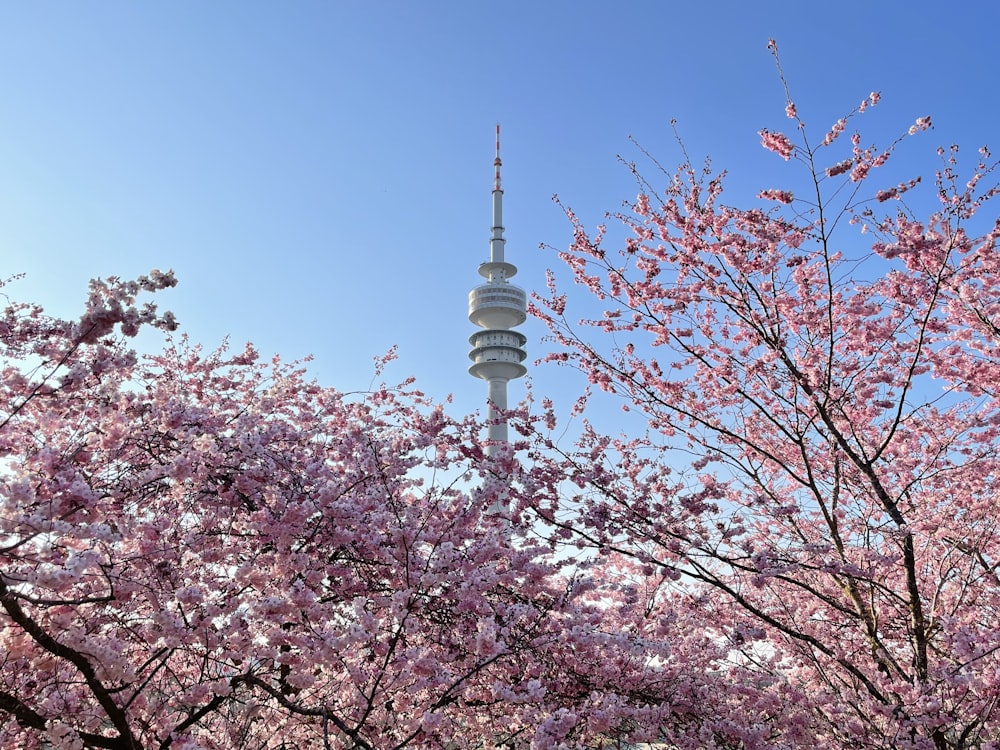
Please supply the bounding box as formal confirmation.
[826,158,853,177]
[759,128,795,159]
[532,55,1000,749]
[0,272,739,749]
[759,188,794,204]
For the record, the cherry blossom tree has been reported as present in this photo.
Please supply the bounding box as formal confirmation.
[0,271,541,749]
[0,270,742,749]
[528,41,1000,750]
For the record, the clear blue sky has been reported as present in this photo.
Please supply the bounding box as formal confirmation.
[1,2,997,422]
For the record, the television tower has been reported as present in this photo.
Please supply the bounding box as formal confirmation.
[468,125,527,456]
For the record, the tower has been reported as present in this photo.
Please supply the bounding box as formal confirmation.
[468,125,527,456]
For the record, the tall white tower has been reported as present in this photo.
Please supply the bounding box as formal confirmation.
[468,125,527,456]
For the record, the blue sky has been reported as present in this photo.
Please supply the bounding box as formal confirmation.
[1,2,997,425]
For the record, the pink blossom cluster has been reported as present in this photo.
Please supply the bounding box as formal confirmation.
[826,158,853,177]
[759,188,795,204]
[909,115,932,135]
[821,118,847,147]
[875,175,922,202]
[759,128,795,160]
[858,91,881,113]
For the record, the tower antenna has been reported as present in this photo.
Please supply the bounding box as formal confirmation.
[494,123,502,191]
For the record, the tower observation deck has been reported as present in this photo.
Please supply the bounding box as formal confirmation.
[468,125,527,455]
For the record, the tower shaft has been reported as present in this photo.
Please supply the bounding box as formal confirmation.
[486,377,509,445]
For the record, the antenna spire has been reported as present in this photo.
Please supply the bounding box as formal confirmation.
[494,123,502,191]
